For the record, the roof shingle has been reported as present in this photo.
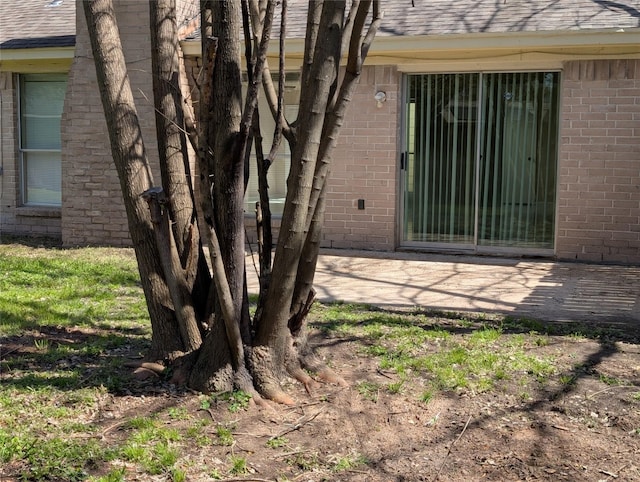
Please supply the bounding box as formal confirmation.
[0,0,75,49]
[2,0,638,51]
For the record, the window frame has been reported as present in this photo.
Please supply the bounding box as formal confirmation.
[400,69,561,256]
[243,71,300,218]
[17,73,67,207]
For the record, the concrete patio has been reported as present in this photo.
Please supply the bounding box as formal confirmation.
[246,250,640,324]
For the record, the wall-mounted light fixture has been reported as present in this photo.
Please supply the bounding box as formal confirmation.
[374,91,386,108]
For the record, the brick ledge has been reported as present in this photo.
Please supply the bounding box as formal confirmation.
[15,206,62,218]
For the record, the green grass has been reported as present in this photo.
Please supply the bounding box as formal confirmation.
[0,241,635,480]
[0,244,147,336]
[216,425,235,446]
[332,452,367,472]
[317,305,561,397]
[228,455,249,475]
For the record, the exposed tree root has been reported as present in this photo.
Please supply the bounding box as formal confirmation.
[128,314,345,406]
[287,366,319,395]
[124,360,166,375]
[315,367,348,387]
[248,345,296,405]
[293,323,349,388]
[132,367,160,380]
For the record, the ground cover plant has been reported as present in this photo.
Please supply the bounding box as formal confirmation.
[1,239,639,481]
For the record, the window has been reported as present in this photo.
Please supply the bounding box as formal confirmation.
[19,73,67,206]
[244,72,300,216]
[402,71,560,252]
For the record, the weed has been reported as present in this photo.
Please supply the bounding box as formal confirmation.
[356,380,380,402]
[167,406,190,420]
[186,425,211,447]
[289,452,319,471]
[211,390,252,412]
[121,443,146,462]
[209,467,223,479]
[332,453,367,472]
[90,467,126,482]
[535,336,549,347]
[216,425,235,446]
[125,416,157,430]
[599,373,623,386]
[144,441,179,475]
[494,368,508,380]
[20,436,102,481]
[229,455,249,475]
[33,338,50,351]
[386,379,405,394]
[469,327,502,345]
[559,374,576,386]
[421,390,434,404]
[266,436,288,448]
[170,468,187,482]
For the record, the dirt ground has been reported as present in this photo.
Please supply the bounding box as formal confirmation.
[3,320,640,482]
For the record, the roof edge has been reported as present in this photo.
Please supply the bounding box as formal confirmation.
[0,45,75,62]
[181,27,640,59]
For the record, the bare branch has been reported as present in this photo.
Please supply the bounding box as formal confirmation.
[341,0,361,55]
[266,0,287,162]
[238,0,276,146]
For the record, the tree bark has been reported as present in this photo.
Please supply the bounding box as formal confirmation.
[142,188,202,352]
[189,0,252,393]
[251,1,346,401]
[150,0,211,336]
[83,0,184,361]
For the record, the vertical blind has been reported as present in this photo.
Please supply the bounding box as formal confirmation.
[244,74,300,217]
[403,71,559,250]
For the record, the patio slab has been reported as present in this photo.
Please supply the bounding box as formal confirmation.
[246,249,640,323]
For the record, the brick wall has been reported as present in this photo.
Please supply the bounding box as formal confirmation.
[61,0,160,246]
[0,72,62,239]
[60,12,639,264]
[182,59,399,253]
[322,65,399,251]
[557,60,640,264]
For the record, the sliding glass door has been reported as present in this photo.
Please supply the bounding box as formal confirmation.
[402,71,559,252]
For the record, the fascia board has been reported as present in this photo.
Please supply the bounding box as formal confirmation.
[0,46,75,62]
[182,28,640,65]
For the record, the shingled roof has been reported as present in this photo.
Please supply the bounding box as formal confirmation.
[278,0,640,38]
[2,0,638,50]
[0,0,198,50]
[381,0,639,36]
[0,0,75,50]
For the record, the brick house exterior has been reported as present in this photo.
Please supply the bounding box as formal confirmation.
[1,1,639,264]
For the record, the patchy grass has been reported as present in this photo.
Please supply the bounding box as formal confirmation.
[315,304,559,397]
[1,241,639,481]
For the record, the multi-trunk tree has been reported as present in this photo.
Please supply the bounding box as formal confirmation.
[83,0,380,404]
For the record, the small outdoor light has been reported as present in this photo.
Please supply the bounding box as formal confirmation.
[374,91,387,108]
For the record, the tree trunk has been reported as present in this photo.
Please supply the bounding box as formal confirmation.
[85,0,380,403]
[251,1,346,401]
[189,0,251,393]
[149,0,212,325]
[83,0,184,361]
